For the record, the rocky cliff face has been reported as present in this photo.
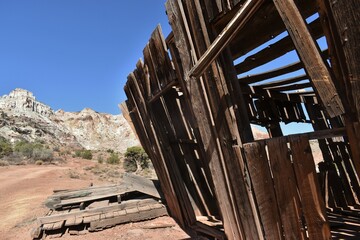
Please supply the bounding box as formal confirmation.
[0,89,139,153]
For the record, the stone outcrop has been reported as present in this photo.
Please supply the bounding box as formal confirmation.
[0,89,139,153]
[0,88,53,117]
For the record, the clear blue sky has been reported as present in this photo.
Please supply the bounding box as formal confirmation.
[0,0,171,114]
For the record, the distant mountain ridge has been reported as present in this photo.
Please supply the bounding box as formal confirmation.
[0,88,139,153]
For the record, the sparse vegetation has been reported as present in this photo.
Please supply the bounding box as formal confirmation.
[97,154,104,164]
[0,137,12,158]
[107,152,120,165]
[124,146,149,173]
[0,160,10,167]
[13,140,43,158]
[75,149,93,160]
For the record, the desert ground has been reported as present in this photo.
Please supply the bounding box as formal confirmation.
[0,157,190,240]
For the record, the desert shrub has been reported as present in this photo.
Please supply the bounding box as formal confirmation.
[124,146,149,173]
[74,149,92,160]
[0,160,10,166]
[107,152,120,165]
[97,154,104,164]
[75,150,82,158]
[106,149,114,154]
[53,146,60,152]
[14,140,42,158]
[82,150,93,160]
[32,148,53,162]
[0,137,12,158]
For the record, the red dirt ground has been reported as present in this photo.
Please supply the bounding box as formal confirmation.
[0,158,190,240]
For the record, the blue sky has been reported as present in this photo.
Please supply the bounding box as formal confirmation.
[0,1,321,135]
[0,0,171,114]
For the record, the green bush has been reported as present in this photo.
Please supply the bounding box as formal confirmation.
[74,149,93,160]
[82,150,93,160]
[0,137,12,158]
[75,150,82,158]
[124,146,149,173]
[107,152,120,165]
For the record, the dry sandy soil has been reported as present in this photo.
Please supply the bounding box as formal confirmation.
[0,158,190,240]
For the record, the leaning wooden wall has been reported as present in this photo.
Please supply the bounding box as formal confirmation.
[123,0,360,239]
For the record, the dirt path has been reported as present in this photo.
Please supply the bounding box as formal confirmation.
[0,160,190,240]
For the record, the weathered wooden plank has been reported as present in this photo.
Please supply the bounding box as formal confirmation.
[215,0,318,59]
[166,0,252,238]
[185,0,263,237]
[55,185,131,207]
[161,89,218,217]
[266,82,312,92]
[143,26,197,226]
[239,60,304,84]
[88,204,168,231]
[267,137,306,240]
[273,0,344,117]
[244,142,283,240]
[188,0,264,79]
[290,135,331,240]
[126,69,185,226]
[122,173,162,199]
[256,75,308,88]
[38,199,160,225]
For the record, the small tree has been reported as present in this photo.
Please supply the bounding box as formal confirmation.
[124,146,149,173]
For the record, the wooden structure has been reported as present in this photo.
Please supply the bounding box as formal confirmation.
[33,174,167,239]
[123,0,360,239]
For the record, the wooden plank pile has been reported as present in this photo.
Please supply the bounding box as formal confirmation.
[122,0,360,239]
[32,174,167,239]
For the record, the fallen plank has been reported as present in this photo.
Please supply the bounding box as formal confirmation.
[38,198,159,225]
[123,173,162,199]
[88,203,168,231]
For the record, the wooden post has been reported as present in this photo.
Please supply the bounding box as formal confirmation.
[273,0,344,118]
[317,0,360,177]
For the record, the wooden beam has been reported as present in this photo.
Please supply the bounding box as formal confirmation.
[265,82,312,92]
[188,0,264,79]
[235,18,323,74]
[239,60,303,84]
[256,74,308,88]
[273,0,344,117]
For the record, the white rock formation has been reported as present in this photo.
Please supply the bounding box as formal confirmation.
[0,89,139,153]
[0,88,53,117]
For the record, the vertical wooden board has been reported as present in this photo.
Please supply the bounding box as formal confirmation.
[148,98,197,225]
[267,137,306,240]
[164,89,218,217]
[244,142,284,240]
[273,0,344,118]
[143,44,161,96]
[147,25,176,88]
[126,73,185,226]
[290,135,331,240]
[319,0,360,119]
[166,0,244,239]
[185,0,262,235]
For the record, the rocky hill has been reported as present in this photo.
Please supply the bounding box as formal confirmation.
[0,89,139,153]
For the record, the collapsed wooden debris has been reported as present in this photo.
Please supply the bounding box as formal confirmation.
[32,173,167,239]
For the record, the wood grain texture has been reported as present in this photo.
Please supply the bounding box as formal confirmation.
[273,0,344,117]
